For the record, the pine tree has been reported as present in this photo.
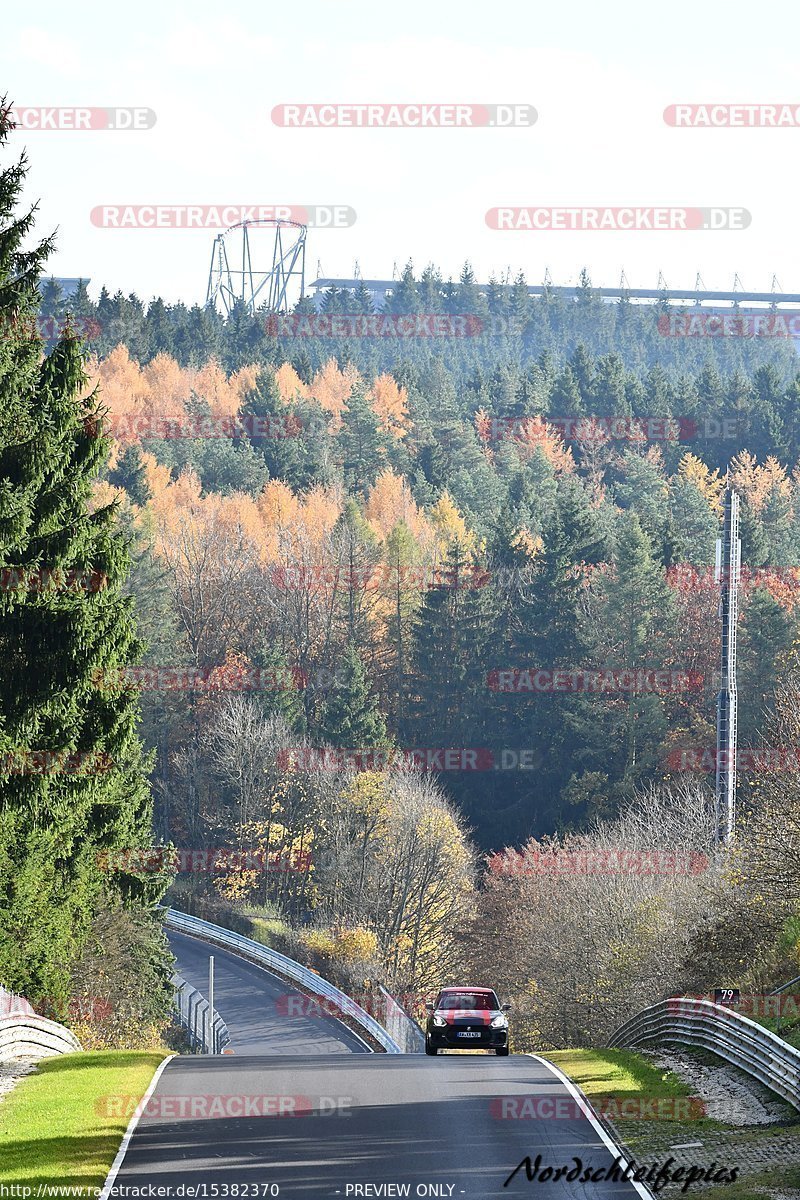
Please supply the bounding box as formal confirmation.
[380,520,419,730]
[338,388,386,495]
[739,588,794,747]
[404,539,490,752]
[581,512,677,797]
[108,445,151,506]
[316,643,388,750]
[0,104,164,1005]
[331,498,380,645]
[238,366,323,488]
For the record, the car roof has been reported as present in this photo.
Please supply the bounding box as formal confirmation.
[439,986,495,993]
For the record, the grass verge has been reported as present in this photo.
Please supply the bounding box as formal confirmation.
[545,1048,694,1105]
[0,1050,167,1190]
[698,1162,800,1199]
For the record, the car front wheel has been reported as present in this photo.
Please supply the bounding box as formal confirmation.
[425,1039,438,1056]
[496,1046,509,1056]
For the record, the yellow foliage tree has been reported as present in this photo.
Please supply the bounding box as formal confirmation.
[677,453,725,513]
[428,491,475,554]
[364,469,430,543]
[368,374,410,439]
[310,358,360,428]
[275,362,309,404]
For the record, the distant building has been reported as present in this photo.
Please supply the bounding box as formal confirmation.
[309,277,800,348]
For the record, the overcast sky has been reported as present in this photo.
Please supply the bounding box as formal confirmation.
[4,0,800,306]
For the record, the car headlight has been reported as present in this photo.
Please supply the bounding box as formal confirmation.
[490,1013,508,1028]
[432,1014,447,1027]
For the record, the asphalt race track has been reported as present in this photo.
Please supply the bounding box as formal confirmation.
[108,934,651,1198]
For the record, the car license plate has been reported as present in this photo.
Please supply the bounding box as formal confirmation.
[457,1031,481,1038]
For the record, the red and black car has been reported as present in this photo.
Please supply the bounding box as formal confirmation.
[424,986,511,1055]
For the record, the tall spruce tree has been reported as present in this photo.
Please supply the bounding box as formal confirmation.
[0,104,163,1005]
[403,539,490,754]
[315,643,388,751]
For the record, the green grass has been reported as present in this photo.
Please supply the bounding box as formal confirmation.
[698,1163,800,1199]
[542,1048,706,1124]
[248,916,291,947]
[0,1050,167,1189]
[545,1048,692,1101]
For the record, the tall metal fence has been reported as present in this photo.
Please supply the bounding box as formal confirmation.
[609,996,800,1111]
[164,908,411,1052]
[379,985,425,1053]
[172,972,230,1054]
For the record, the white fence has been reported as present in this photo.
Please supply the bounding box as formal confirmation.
[164,908,414,1052]
[610,996,800,1111]
[172,973,230,1054]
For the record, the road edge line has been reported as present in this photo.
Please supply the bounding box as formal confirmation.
[527,1053,655,1199]
[99,1052,176,1199]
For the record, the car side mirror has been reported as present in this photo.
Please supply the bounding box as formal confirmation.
[501,1003,511,1012]
[425,1003,434,1012]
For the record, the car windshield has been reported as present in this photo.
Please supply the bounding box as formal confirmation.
[437,992,499,1011]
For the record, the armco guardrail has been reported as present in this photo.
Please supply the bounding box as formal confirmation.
[164,908,405,1052]
[379,984,425,1053]
[0,1015,82,1061]
[172,972,230,1054]
[609,997,800,1111]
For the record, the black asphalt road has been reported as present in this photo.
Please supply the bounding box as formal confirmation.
[168,930,367,1054]
[113,1055,652,1198]
[113,935,650,1196]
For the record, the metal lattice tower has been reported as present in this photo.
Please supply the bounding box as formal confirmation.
[206,219,307,315]
[715,486,741,844]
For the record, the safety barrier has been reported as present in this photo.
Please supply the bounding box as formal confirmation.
[0,1014,82,1061]
[378,985,425,1053]
[164,908,405,1052]
[172,972,230,1054]
[609,996,800,1111]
